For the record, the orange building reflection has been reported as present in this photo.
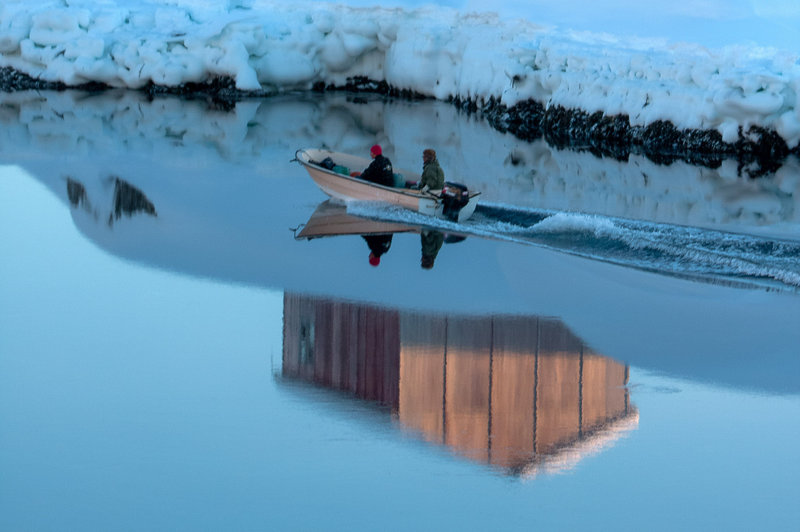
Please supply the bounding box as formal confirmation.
[283,293,638,476]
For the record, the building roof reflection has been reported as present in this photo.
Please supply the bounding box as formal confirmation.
[282,293,638,477]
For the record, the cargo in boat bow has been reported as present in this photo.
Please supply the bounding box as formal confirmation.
[294,148,480,222]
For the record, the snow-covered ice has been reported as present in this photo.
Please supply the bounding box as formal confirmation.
[1,0,799,147]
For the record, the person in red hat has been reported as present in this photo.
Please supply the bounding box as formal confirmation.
[359,144,395,187]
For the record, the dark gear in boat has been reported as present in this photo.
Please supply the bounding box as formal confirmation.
[440,182,470,221]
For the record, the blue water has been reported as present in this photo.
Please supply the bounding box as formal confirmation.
[1,92,799,531]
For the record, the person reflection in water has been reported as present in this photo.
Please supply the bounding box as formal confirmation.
[363,234,393,267]
[420,229,444,270]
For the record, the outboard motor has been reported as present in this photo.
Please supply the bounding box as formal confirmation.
[440,182,470,221]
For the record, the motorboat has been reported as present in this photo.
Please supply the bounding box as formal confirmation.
[294,148,480,222]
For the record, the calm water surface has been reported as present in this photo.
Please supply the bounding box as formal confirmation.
[1,91,798,531]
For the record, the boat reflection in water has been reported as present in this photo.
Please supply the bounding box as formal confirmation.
[282,293,638,477]
[295,200,462,270]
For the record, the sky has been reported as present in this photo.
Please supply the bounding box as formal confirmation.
[310,0,800,49]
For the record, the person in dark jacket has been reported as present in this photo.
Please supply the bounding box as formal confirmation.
[360,144,394,187]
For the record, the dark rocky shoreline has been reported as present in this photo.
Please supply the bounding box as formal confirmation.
[468,98,793,178]
[3,67,795,178]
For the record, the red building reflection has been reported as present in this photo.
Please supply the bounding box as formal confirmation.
[283,293,637,476]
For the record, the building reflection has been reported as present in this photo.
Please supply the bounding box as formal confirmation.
[282,293,638,476]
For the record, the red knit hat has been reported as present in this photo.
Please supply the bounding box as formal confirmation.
[370,144,382,156]
[369,252,380,266]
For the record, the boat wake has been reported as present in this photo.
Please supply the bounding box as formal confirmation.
[346,201,800,292]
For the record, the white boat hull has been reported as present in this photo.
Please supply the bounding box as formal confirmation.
[295,148,479,222]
